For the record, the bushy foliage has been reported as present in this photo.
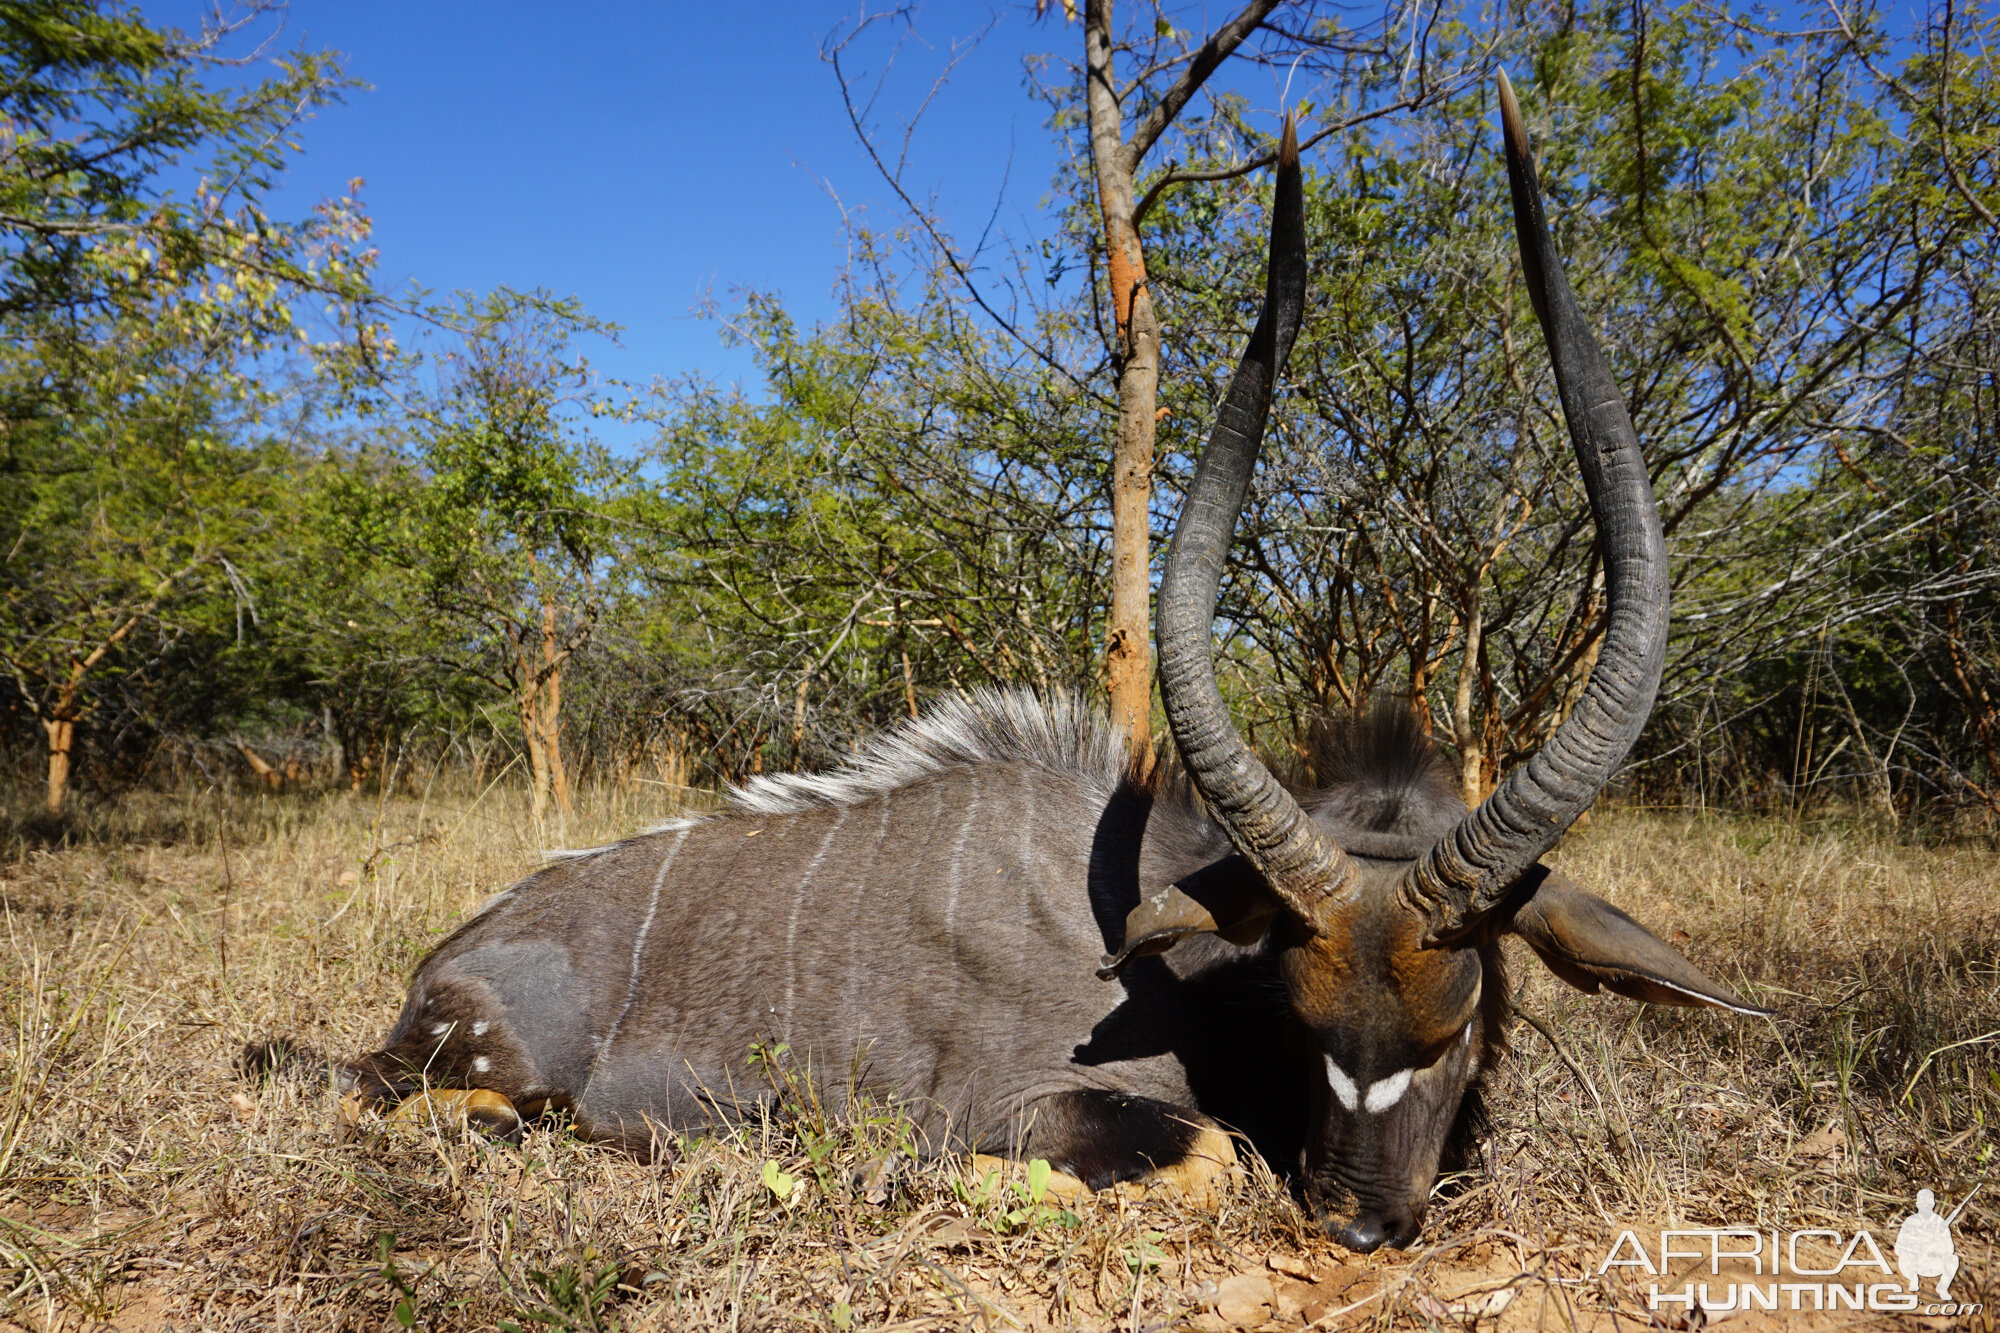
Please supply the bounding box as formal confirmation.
[1,0,1994,826]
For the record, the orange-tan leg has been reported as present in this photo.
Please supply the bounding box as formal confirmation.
[383,1089,524,1140]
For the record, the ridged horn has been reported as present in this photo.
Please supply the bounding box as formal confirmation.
[1401,70,1671,946]
[1156,117,1361,922]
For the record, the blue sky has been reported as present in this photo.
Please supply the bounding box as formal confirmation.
[221,2,1075,394]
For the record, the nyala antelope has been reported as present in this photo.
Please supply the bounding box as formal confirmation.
[249,75,1766,1251]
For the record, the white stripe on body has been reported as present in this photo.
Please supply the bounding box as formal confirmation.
[781,807,849,1040]
[1016,766,1036,981]
[943,773,982,1009]
[843,790,896,1053]
[583,827,690,1096]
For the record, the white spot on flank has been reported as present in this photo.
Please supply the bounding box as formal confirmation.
[472,1056,491,1074]
[1363,1068,1413,1113]
[472,1021,489,1036]
[1325,1056,1359,1111]
[429,1023,451,1038]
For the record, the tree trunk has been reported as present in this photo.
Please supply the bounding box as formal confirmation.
[540,606,573,817]
[323,704,346,785]
[1086,2,1158,768]
[1106,281,1161,764]
[1083,0,1280,769]
[43,715,74,816]
[513,622,550,822]
[513,605,575,822]
[1829,655,1897,825]
[28,561,203,816]
[236,741,282,789]
[521,697,550,822]
[1452,599,1488,806]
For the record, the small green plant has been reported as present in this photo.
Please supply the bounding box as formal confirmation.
[499,1255,623,1332]
[746,1040,791,1068]
[1125,1230,1168,1273]
[373,1232,424,1329]
[952,1159,1080,1233]
[762,1157,803,1206]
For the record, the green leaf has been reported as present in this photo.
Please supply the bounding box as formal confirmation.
[1027,1157,1051,1205]
[761,1159,798,1201]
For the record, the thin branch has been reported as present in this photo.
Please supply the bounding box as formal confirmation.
[825,28,1090,393]
[1119,0,1287,170]
[1132,90,1467,228]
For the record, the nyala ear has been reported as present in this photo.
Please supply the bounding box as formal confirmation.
[1098,856,1279,980]
[1507,869,1771,1016]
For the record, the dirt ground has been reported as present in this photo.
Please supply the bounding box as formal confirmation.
[1,781,1994,1330]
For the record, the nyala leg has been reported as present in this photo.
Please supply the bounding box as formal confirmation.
[1018,1090,1239,1206]
[239,1035,525,1142]
[386,1088,524,1141]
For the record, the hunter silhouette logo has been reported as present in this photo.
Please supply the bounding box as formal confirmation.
[1896,1187,1976,1301]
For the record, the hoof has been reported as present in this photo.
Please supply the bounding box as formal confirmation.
[387,1089,523,1140]
[240,1037,327,1083]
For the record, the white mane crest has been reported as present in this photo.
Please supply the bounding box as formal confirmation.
[727,689,1129,816]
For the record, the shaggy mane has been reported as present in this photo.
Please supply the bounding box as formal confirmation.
[1300,700,1464,844]
[727,689,1132,816]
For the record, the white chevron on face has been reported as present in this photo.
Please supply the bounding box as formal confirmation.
[1324,1055,1359,1111]
[1363,1067,1412,1112]
[1324,1056,1417,1114]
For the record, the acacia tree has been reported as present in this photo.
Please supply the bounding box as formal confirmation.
[1073,0,1280,763]
[821,3,1458,762]
[1035,0,1471,763]
[332,293,628,820]
[1134,0,1998,809]
[0,2,385,812]
[648,253,1109,779]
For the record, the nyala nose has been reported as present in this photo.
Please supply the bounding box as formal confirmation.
[1328,1207,1419,1253]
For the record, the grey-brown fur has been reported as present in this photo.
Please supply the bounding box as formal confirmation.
[259,688,1749,1244]
[324,695,1519,1204]
[342,691,1292,1160]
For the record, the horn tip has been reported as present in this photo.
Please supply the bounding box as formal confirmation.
[1496,68,1527,163]
[1279,111,1299,168]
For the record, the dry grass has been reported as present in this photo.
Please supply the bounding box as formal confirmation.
[0,780,1994,1331]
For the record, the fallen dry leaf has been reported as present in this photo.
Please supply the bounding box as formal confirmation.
[1268,1251,1318,1281]
[1215,1272,1275,1326]
[1448,1286,1518,1319]
[1793,1122,1846,1160]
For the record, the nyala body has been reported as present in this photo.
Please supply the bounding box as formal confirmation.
[272,696,1752,1251]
